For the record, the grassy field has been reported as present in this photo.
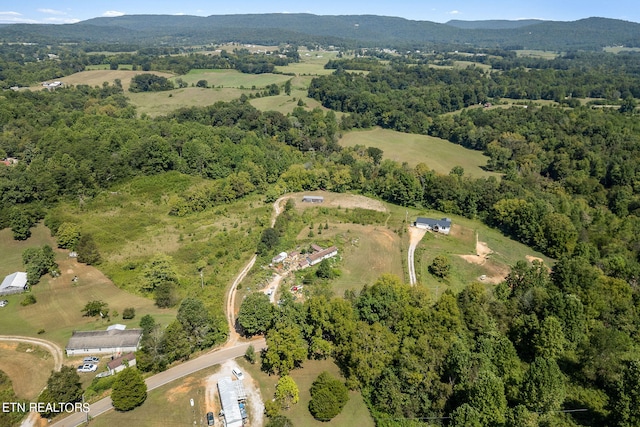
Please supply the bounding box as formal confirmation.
[88,365,219,427]
[0,342,54,400]
[128,87,247,117]
[48,70,174,92]
[240,357,374,427]
[339,128,501,178]
[515,50,560,59]
[414,210,552,297]
[177,69,292,89]
[295,223,404,294]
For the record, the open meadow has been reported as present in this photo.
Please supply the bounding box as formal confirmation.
[339,127,501,178]
[43,70,174,92]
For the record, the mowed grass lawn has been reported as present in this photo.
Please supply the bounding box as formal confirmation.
[240,357,374,427]
[339,128,501,178]
[88,365,219,427]
[414,211,552,297]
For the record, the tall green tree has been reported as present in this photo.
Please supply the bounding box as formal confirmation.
[37,366,82,418]
[521,357,565,413]
[237,292,274,335]
[111,368,147,411]
[262,323,308,375]
[274,375,299,409]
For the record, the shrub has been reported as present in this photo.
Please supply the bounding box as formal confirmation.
[122,307,136,319]
[308,372,349,421]
[21,294,37,306]
[111,368,147,411]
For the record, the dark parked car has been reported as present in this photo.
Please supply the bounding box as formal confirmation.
[206,411,215,426]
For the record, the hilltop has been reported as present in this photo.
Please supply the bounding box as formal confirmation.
[0,14,638,50]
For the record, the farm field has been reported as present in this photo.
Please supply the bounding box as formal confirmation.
[127,87,246,117]
[240,357,374,427]
[41,69,174,92]
[176,68,292,88]
[339,127,501,178]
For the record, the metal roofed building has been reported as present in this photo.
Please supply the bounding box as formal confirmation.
[218,376,243,427]
[302,195,324,203]
[0,272,28,296]
[65,327,143,357]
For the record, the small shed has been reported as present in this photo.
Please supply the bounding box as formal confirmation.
[302,195,324,203]
[272,252,288,264]
[0,272,28,296]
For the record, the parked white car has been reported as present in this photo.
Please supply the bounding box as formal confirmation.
[232,368,244,380]
[77,364,98,373]
[0,300,8,307]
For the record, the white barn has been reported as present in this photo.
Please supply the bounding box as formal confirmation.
[307,246,338,266]
[0,272,28,296]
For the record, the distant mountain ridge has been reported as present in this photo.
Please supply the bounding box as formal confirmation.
[0,14,639,50]
[445,19,548,29]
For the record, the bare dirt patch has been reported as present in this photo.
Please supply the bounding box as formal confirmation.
[458,234,509,284]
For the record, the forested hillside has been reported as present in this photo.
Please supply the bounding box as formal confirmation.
[0,14,639,50]
[2,25,640,426]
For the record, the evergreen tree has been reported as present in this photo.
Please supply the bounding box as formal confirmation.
[111,368,147,411]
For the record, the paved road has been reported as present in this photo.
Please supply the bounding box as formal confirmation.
[50,338,266,427]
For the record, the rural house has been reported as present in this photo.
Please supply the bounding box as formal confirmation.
[0,272,28,296]
[415,217,452,235]
[306,246,339,266]
[106,352,136,375]
[65,325,143,357]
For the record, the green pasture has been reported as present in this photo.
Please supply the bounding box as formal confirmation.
[88,365,220,427]
[240,357,374,427]
[178,69,291,89]
[339,128,501,178]
[515,50,560,59]
[128,87,247,117]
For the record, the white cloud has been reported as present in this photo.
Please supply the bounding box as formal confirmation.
[37,8,66,15]
[0,11,39,23]
[448,10,461,15]
[102,10,125,17]
[44,17,80,24]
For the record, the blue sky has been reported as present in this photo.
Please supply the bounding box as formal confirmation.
[1,1,638,25]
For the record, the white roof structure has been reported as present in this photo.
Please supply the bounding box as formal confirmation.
[218,377,243,427]
[0,272,28,295]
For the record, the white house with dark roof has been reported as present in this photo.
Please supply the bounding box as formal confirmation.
[415,217,452,235]
[0,272,28,296]
[65,326,143,357]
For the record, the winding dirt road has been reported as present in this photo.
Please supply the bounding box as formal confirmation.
[0,335,63,371]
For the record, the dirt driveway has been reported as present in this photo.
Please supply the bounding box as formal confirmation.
[205,360,264,427]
